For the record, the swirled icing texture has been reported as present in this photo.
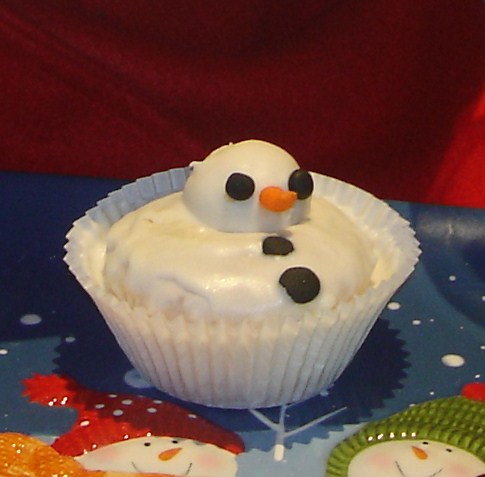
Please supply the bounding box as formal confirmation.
[102,140,393,319]
[103,191,387,319]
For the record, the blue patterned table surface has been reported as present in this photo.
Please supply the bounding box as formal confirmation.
[0,171,483,476]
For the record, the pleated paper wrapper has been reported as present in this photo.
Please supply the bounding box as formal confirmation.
[65,168,420,409]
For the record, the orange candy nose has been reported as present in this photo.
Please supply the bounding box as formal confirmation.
[158,447,182,461]
[259,186,297,212]
[412,446,428,460]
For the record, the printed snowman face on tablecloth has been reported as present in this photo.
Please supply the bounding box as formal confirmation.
[326,384,485,477]
[183,140,314,232]
[22,374,245,477]
[348,439,485,477]
[76,435,238,476]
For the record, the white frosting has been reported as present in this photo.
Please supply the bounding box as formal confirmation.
[76,436,237,476]
[103,191,385,319]
[183,140,310,232]
[348,440,485,477]
[102,140,392,319]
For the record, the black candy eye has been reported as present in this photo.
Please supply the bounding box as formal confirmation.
[225,173,255,201]
[288,169,313,200]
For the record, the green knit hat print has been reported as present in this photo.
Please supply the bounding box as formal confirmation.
[326,382,485,477]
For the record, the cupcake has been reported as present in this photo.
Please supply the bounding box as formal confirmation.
[65,140,420,409]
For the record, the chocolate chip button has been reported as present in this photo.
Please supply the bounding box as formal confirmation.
[262,236,294,256]
[279,267,320,303]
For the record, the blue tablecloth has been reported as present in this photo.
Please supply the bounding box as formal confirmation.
[0,171,483,475]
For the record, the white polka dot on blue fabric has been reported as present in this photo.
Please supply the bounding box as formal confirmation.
[20,314,42,326]
[441,353,466,367]
[123,368,153,389]
[387,302,401,311]
[0,349,8,356]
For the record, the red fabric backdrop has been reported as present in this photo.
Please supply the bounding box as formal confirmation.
[1,0,484,207]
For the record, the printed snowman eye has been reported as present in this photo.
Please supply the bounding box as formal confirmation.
[446,448,453,453]
[144,442,151,447]
[225,173,255,201]
[288,169,313,200]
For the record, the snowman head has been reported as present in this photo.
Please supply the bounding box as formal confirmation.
[22,374,245,477]
[347,439,485,477]
[183,140,314,232]
[326,383,485,477]
[76,435,238,477]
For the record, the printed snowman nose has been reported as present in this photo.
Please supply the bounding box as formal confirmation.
[412,446,428,460]
[158,447,182,461]
[259,186,297,212]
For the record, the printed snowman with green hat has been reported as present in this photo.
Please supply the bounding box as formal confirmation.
[326,382,485,477]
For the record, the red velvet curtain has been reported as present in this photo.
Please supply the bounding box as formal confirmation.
[1,0,484,207]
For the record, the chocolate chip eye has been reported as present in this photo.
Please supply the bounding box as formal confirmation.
[225,173,255,200]
[288,169,313,200]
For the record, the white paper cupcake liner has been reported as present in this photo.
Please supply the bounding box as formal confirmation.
[65,168,420,408]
